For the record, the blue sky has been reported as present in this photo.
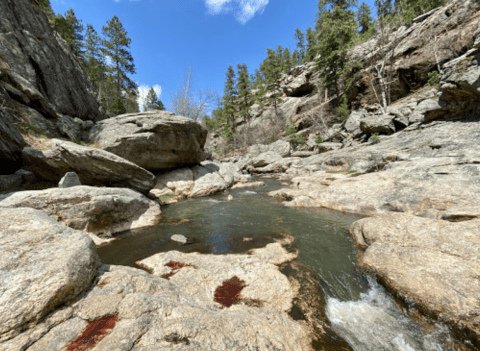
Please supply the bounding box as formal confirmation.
[51,0,376,112]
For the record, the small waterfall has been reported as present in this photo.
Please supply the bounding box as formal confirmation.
[326,277,452,351]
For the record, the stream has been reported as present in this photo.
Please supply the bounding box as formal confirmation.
[98,178,457,351]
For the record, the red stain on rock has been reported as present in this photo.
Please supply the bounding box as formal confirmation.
[161,261,193,279]
[214,276,247,307]
[67,314,118,351]
[165,261,186,270]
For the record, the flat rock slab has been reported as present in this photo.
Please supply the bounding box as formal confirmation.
[22,139,155,194]
[0,186,162,241]
[89,111,208,171]
[0,208,98,342]
[350,212,480,347]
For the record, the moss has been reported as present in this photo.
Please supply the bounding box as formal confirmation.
[158,193,175,201]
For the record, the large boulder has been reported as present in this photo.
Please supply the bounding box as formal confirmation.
[0,207,98,342]
[151,161,248,199]
[22,139,155,194]
[350,212,480,347]
[89,111,208,171]
[0,0,102,120]
[0,186,162,242]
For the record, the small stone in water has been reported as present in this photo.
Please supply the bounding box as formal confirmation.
[227,195,234,202]
[171,234,189,244]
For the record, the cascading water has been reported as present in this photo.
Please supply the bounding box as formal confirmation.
[326,276,452,351]
[98,178,459,350]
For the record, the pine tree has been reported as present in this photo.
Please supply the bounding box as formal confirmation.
[38,0,55,23]
[102,15,137,111]
[315,0,359,120]
[398,0,444,24]
[357,2,375,40]
[263,49,284,118]
[64,9,84,59]
[304,27,318,61]
[83,25,105,92]
[144,87,165,111]
[222,66,237,142]
[236,64,251,122]
[294,29,306,64]
[282,48,293,73]
[315,0,358,91]
[292,50,301,67]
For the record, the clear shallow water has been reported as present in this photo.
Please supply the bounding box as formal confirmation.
[98,178,455,351]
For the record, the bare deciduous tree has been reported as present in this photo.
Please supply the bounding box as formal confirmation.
[171,66,219,122]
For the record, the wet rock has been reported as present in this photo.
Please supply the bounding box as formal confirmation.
[0,207,98,342]
[89,111,208,171]
[22,139,155,194]
[350,212,480,347]
[58,172,81,188]
[230,181,265,190]
[0,186,162,241]
[226,194,233,201]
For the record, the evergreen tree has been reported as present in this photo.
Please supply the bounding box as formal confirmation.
[236,64,251,122]
[292,50,301,67]
[222,66,237,142]
[263,49,284,117]
[357,2,375,39]
[144,87,165,111]
[38,0,55,23]
[304,27,318,61]
[398,0,444,24]
[282,48,293,73]
[294,29,306,64]
[315,0,359,120]
[315,0,358,91]
[102,16,137,108]
[125,90,140,113]
[64,9,84,59]
[83,25,105,90]
[53,14,75,46]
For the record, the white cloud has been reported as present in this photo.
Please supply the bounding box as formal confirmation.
[205,0,269,24]
[137,84,162,111]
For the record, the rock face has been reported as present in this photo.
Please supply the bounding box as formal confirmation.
[89,111,208,171]
[0,186,162,241]
[22,139,155,194]
[0,0,102,121]
[0,107,25,173]
[0,207,98,343]
[350,213,480,347]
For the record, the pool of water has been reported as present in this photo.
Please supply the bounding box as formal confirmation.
[98,178,456,351]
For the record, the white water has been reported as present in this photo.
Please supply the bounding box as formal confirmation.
[326,277,452,351]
